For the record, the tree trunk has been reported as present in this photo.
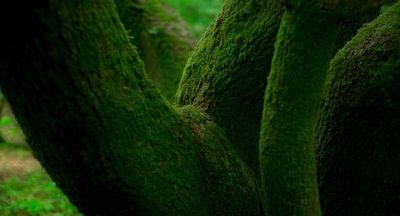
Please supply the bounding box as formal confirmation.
[0,0,397,215]
[115,0,195,100]
[317,2,400,215]
[259,3,341,215]
[174,0,380,177]
[0,1,260,215]
[177,0,284,174]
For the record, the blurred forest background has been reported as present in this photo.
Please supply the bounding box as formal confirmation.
[0,1,222,215]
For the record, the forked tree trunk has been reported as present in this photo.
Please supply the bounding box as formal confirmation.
[317,2,400,215]
[0,1,260,215]
[0,0,398,215]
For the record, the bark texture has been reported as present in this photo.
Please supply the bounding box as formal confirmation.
[0,1,260,215]
[317,2,400,215]
[115,0,195,100]
[176,0,284,173]
[259,4,340,215]
[0,0,398,215]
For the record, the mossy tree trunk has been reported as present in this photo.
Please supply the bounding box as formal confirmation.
[317,2,400,215]
[0,1,260,215]
[258,0,393,215]
[177,0,284,174]
[259,4,339,216]
[0,0,398,215]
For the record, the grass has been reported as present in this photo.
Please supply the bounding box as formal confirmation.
[0,1,222,215]
[0,143,81,216]
[0,171,80,216]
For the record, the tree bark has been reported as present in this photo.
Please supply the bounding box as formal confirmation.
[259,3,340,215]
[0,1,259,215]
[115,0,195,100]
[0,0,398,215]
[317,2,400,215]
[176,0,284,174]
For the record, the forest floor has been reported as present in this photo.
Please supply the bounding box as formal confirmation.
[0,143,81,215]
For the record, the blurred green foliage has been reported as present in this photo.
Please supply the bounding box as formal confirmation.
[0,1,222,215]
[0,171,81,216]
[0,117,12,127]
[162,0,222,37]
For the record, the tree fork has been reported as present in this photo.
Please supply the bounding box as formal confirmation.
[0,1,259,215]
[174,0,382,177]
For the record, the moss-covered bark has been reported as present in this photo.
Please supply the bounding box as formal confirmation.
[176,0,284,173]
[0,1,260,215]
[1,0,398,215]
[317,2,400,215]
[259,4,341,215]
[115,0,195,100]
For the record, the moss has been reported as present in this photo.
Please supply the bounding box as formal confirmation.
[335,8,380,51]
[115,0,195,100]
[0,1,260,215]
[317,2,400,215]
[176,0,284,174]
[259,6,341,215]
[178,105,262,215]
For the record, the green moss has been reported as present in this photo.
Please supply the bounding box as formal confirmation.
[259,7,340,216]
[317,2,400,215]
[0,1,261,215]
[176,0,284,173]
[177,105,262,215]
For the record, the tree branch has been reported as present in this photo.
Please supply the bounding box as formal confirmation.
[259,7,339,215]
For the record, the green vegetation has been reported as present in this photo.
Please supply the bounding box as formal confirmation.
[0,171,80,216]
[161,0,222,37]
[0,143,80,216]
